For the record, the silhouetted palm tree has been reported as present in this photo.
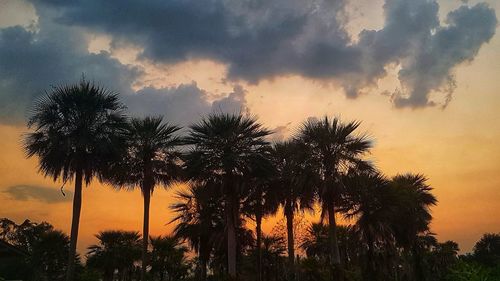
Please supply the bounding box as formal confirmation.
[389,174,437,281]
[298,116,372,280]
[261,234,287,281]
[104,116,183,280]
[184,113,271,279]
[24,79,127,281]
[301,223,330,262]
[170,183,223,280]
[149,235,189,281]
[472,233,500,267]
[272,140,317,278]
[86,230,141,281]
[343,172,393,281]
[242,164,278,281]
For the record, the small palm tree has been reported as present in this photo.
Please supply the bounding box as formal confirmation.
[243,177,280,281]
[260,234,287,281]
[86,230,141,281]
[184,113,271,279]
[389,174,437,281]
[24,79,127,281]
[298,116,373,280]
[149,235,189,281]
[300,223,330,262]
[170,182,223,280]
[104,116,183,281]
[343,172,393,281]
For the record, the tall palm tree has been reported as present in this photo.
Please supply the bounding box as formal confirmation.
[272,141,317,279]
[298,116,373,280]
[184,113,271,279]
[104,116,183,281]
[86,230,141,281]
[24,79,127,281]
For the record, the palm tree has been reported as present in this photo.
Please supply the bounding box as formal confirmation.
[473,233,500,267]
[24,79,127,281]
[271,141,317,278]
[343,172,393,281]
[170,182,223,280]
[243,179,280,281]
[184,113,271,279]
[104,116,183,280]
[298,116,373,280]
[149,235,189,281]
[260,234,287,281]
[86,230,141,281]
[389,174,437,281]
[300,223,330,262]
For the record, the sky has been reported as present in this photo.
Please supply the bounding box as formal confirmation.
[0,0,499,255]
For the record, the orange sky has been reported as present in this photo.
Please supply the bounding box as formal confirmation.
[0,0,499,256]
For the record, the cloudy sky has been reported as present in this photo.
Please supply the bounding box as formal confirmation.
[0,0,498,254]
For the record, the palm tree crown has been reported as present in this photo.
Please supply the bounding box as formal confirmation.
[106,116,183,193]
[25,79,127,185]
[184,113,271,183]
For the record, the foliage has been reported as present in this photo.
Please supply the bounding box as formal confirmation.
[24,78,127,185]
[0,218,78,281]
[86,230,141,281]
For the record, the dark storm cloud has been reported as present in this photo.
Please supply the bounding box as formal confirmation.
[34,0,355,82]
[0,4,247,125]
[0,0,496,117]
[3,185,73,203]
[0,22,141,124]
[32,0,497,108]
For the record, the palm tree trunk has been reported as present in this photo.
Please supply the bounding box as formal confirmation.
[412,245,424,281]
[65,169,83,281]
[200,256,207,281]
[327,203,343,281]
[256,212,263,281]
[141,190,151,281]
[366,234,376,281]
[285,200,295,280]
[226,195,237,279]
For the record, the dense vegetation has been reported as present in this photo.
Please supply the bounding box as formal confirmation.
[1,79,497,281]
[1,218,499,281]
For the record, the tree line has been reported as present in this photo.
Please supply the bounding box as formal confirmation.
[4,79,497,281]
[1,218,499,281]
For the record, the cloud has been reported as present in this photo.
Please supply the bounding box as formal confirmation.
[124,83,248,126]
[0,0,496,120]
[211,85,248,115]
[31,0,497,108]
[3,185,73,203]
[392,3,497,107]
[268,124,292,142]
[0,17,141,124]
[0,2,248,125]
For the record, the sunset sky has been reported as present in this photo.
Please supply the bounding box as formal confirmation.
[0,0,499,256]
